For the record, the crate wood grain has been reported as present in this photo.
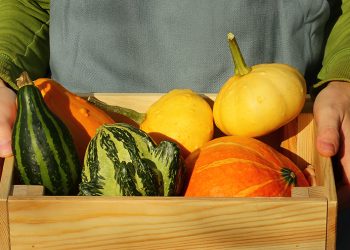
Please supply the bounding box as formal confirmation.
[0,94,337,250]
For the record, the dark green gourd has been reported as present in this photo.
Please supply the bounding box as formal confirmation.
[79,123,185,196]
[12,72,81,195]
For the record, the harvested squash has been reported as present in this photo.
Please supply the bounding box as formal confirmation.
[213,33,306,137]
[34,78,115,164]
[12,72,81,195]
[79,123,185,196]
[184,135,309,197]
[88,89,214,158]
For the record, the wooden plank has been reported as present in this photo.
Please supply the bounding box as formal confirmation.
[297,113,316,170]
[327,200,337,250]
[277,106,338,250]
[291,186,326,198]
[89,93,164,113]
[91,92,216,113]
[295,113,337,250]
[0,156,15,250]
[318,155,337,250]
[12,185,44,196]
[8,196,327,250]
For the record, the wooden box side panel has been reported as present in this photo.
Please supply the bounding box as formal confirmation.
[9,197,327,250]
[281,112,337,250]
[0,156,14,250]
[294,112,337,250]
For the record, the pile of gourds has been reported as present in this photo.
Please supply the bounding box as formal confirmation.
[12,33,309,197]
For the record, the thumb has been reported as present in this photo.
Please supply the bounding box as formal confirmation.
[313,105,340,157]
[0,82,17,157]
[0,123,13,157]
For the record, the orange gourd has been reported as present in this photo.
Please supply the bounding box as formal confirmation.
[34,79,115,164]
[184,135,309,197]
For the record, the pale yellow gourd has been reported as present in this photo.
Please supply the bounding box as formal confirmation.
[213,33,306,137]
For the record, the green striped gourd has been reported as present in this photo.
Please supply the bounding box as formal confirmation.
[79,123,185,196]
[12,72,81,195]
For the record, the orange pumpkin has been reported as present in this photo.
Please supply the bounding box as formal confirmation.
[184,135,309,197]
[34,79,115,164]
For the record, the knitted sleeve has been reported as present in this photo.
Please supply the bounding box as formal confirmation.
[314,0,350,90]
[0,0,50,90]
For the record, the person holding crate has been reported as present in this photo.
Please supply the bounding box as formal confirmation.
[0,0,349,247]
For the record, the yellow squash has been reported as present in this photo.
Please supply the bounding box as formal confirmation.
[140,89,214,157]
[213,33,306,137]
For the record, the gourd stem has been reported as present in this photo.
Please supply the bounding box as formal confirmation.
[227,33,251,76]
[16,72,33,88]
[281,167,297,186]
[87,96,146,124]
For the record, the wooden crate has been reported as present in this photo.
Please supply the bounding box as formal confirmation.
[0,94,337,250]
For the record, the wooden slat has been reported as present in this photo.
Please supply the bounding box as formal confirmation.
[90,92,217,113]
[317,155,337,250]
[297,113,316,170]
[292,186,326,198]
[12,185,44,196]
[9,196,327,250]
[296,112,337,250]
[0,156,15,250]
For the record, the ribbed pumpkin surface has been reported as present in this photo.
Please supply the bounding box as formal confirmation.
[184,135,309,197]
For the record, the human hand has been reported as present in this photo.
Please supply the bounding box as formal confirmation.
[313,81,350,208]
[0,78,17,157]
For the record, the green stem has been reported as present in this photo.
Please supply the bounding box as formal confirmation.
[227,33,251,76]
[87,96,146,124]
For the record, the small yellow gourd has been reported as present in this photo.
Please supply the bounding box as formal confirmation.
[213,33,306,137]
[140,89,214,157]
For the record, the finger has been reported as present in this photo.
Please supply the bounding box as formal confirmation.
[0,85,17,157]
[313,105,341,157]
[339,116,350,184]
[0,123,13,157]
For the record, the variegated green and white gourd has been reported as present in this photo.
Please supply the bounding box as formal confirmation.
[79,123,185,196]
[12,72,81,195]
